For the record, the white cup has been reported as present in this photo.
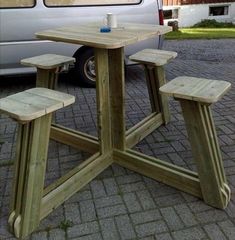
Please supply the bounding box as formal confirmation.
[106,13,117,28]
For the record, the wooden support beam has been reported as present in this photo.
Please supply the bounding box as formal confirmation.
[8,114,52,239]
[109,48,126,150]
[50,124,99,153]
[95,48,112,154]
[126,113,163,148]
[180,100,231,209]
[40,152,112,220]
[36,68,58,89]
[114,149,202,198]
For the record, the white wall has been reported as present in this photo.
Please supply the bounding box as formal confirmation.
[164,2,235,27]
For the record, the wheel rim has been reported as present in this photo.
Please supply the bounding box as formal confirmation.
[84,56,96,82]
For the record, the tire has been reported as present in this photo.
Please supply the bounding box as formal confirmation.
[72,47,96,87]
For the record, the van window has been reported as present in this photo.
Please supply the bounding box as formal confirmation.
[44,0,141,7]
[0,0,35,8]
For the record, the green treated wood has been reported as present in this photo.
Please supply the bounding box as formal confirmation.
[126,113,163,148]
[8,124,28,233]
[180,99,230,208]
[9,114,52,238]
[41,152,112,220]
[95,48,112,154]
[108,48,126,150]
[144,66,160,113]
[36,68,58,89]
[114,149,202,198]
[144,65,170,124]
[153,66,170,124]
[50,124,99,153]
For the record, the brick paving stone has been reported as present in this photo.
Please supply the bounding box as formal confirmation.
[64,203,81,225]
[130,209,162,225]
[155,233,174,240]
[80,200,97,222]
[99,218,120,240]
[203,223,227,240]
[48,229,66,240]
[218,220,235,240]
[123,192,142,213]
[90,180,106,198]
[67,190,92,203]
[136,190,156,210]
[155,193,185,207]
[94,195,123,209]
[160,207,184,231]
[31,231,48,240]
[140,237,155,240]
[135,220,168,238]
[67,221,99,239]
[103,178,119,196]
[119,182,146,193]
[116,174,142,185]
[195,209,228,224]
[96,204,127,219]
[172,227,206,240]
[115,214,137,239]
[72,233,103,240]
[174,204,198,227]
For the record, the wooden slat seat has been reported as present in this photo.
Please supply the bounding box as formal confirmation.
[21,54,75,70]
[0,88,75,122]
[129,48,177,66]
[129,49,177,125]
[160,76,231,209]
[159,76,231,103]
[21,54,75,89]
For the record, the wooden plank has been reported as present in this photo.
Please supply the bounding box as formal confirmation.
[21,54,75,70]
[129,49,177,66]
[10,91,63,113]
[0,88,75,122]
[50,124,99,153]
[160,76,231,104]
[40,152,112,219]
[36,68,58,89]
[95,48,112,154]
[180,99,230,208]
[144,66,160,113]
[36,23,172,49]
[114,149,202,198]
[8,124,29,233]
[25,88,75,107]
[154,66,171,124]
[9,114,52,238]
[126,113,163,148]
[109,48,126,150]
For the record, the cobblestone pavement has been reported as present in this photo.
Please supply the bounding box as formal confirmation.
[0,39,235,240]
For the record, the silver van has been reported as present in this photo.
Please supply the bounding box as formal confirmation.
[0,0,164,87]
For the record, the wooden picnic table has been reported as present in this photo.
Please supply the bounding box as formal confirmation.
[35,23,207,219]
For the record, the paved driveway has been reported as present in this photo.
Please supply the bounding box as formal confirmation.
[0,39,235,240]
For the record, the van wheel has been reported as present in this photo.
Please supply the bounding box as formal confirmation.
[72,47,96,87]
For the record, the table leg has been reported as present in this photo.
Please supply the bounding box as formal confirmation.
[36,68,59,89]
[108,48,126,150]
[94,48,112,154]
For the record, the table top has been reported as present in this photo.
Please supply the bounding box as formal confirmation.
[36,23,172,49]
